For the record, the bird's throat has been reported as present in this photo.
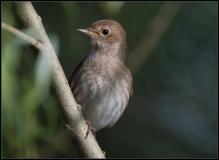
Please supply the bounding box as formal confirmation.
[91,40,126,62]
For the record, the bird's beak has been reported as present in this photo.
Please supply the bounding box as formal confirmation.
[77,29,100,37]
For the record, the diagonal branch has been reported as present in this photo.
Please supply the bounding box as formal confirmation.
[127,2,183,77]
[2,22,44,50]
[2,2,105,158]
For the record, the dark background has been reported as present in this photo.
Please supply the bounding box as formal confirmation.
[2,2,218,158]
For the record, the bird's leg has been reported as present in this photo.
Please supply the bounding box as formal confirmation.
[85,120,96,139]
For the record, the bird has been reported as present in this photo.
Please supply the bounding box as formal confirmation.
[68,19,133,138]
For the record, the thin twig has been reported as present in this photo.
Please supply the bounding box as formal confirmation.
[2,22,44,51]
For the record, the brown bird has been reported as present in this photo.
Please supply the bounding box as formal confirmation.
[69,19,133,138]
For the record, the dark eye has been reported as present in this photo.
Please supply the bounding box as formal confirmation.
[102,29,109,35]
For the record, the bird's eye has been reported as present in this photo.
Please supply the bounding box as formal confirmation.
[102,29,109,35]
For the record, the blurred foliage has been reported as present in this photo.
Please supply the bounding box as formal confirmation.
[2,2,217,158]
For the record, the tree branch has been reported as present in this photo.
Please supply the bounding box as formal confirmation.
[127,2,183,76]
[2,2,105,158]
[2,22,44,50]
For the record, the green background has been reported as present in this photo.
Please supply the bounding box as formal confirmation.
[2,2,217,158]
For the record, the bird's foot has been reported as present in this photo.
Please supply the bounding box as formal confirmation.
[85,120,96,139]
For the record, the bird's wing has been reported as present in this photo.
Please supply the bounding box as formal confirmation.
[129,81,133,97]
[68,55,88,90]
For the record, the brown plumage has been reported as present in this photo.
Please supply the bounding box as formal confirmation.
[69,19,133,133]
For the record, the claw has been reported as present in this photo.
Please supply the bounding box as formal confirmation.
[85,120,96,139]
